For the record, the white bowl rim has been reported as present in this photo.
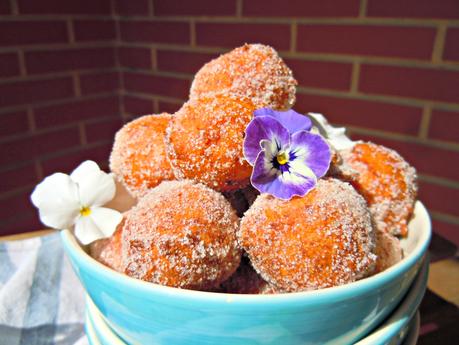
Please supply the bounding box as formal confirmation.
[61,201,431,305]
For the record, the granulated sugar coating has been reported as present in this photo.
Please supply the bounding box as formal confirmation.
[110,114,175,198]
[239,178,376,292]
[121,180,241,290]
[89,215,126,272]
[336,142,417,237]
[190,44,297,111]
[374,230,403,274]
[166,94,255,191]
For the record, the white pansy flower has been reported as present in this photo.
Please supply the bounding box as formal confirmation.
[307,112,355,151]
[31,160,123,245]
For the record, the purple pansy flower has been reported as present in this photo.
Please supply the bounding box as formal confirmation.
[244,109,331,200]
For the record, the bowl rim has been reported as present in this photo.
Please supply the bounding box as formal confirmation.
[61,201,431,305]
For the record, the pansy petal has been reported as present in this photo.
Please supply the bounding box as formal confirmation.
[74,207,122,245]
[70,160,100,183]
[80,171,116,207]
[291,131,331,178]
[254,108,312,133]
[243,116,290,165]
[308,112,355,150]
[90,207,123,237]
[74,216,105,245]
[251,151,316,200]
[30,173,80,229]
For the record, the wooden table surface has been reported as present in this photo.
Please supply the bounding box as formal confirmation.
[1,229,458,344]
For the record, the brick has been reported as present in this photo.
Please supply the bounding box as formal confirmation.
[196,23,291,51]
[0,211,42,236]
[0,110,29,137]
[154,0,236,16]
[80,71,120,95]
[0,1,10,14]
[360,65,459,103]
[297,25,435,60]
[119,47,152,69]
[157,50,217,74]
[444,28,459,61]
[41,144,112,176]
[18,0,111,15]
[0,127,80,166]
[34,96,119,128]
[429,109,459,143]
[0,53,20,78]
[419,181,459,218]
[367,0,459,20]
[124,95,155,115]
[121,21,189,44]
[296,94,422,135]
[0,77,74,108]
[0,163,37,194]
[85,118,123,143]
[0,21,68,46]
[349,134,459,182]
[74,20,116,42]
[244,0,359,17]
[0,191,34,222]
[285,59,352,91]
[432,219,459,247]
[26,47,116,75]
[124,72,190,99]
[158,101,181,114]
[115,0,149,16]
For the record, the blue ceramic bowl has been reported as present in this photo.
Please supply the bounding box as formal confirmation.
[84,257,429,345]
[61,202,431,345]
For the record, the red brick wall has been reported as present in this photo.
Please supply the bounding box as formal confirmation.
[1,0,458,246]
[117,0,459,246]
[0,0,121,235]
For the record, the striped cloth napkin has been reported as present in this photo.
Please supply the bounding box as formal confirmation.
[0,232,88,345]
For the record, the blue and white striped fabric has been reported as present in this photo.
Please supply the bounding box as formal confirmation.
[0,232,88,345]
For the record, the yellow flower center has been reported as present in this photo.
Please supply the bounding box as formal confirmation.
[80,206,91,217]
[276,151,289,165]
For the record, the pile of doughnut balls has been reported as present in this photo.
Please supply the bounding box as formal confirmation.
[90,44,417,293]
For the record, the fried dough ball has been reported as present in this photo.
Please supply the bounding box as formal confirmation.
[336,142,417,237]
[374,230,403,274]
[89,217,126,272]
[166,94,255,191]
[239,179,376,292]
[110,114,175,198]
[121,180,241,290]
[190,44,297,110]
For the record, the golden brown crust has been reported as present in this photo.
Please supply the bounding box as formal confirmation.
[110,114,175,198]
[239,178,376,292]
[89,217,125,272]
[190,44,297,111]
[166,94,255,191]
[335,142,418,237]
[121,180,242,290]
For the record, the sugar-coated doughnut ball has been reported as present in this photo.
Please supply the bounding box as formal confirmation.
[190,44,297,111]
[110,114,175,198]
[336,142,417,237]
[374,230,403,274]
[166,94,255,191]
[89,216,126,272]
[121,180,241,290]
[239,179,376,292]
